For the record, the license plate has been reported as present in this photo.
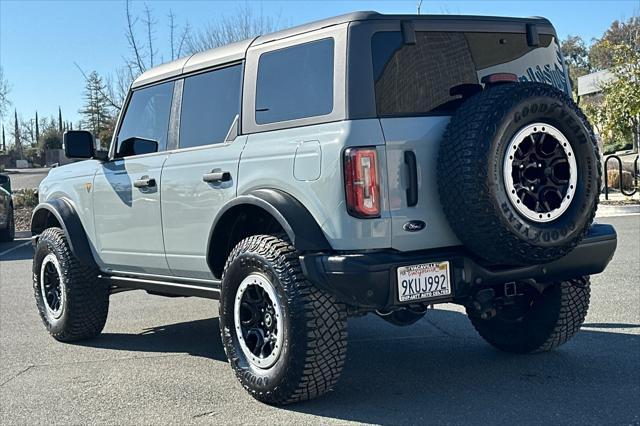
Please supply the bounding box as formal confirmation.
[397,261,451,302]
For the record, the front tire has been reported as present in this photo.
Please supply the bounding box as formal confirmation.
[467,276,590,353]
[33,228,109,341]
[219,235,348,405]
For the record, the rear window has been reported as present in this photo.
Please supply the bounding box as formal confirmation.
[255,38,334,124]
[180,64,242,148]
[372,31,566,117]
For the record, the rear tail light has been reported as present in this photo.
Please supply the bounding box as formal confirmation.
[344,147,380,218]
[481,72,518,85]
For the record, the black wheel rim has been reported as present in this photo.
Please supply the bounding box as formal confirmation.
[234,274,283,369]
[40,254,64,318]
[504,123,577,222]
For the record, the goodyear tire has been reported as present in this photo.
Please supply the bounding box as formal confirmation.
[219,235,348,405]
[437,83,600,265]
[33,228,109,341]
[467,277,590,353]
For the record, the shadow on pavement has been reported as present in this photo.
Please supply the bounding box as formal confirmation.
[75,309,639,425]
[80,318,227,362]
[290,310,640,425]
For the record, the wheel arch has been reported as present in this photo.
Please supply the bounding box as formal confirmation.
[207,189,331,279]
[31,198,98,268]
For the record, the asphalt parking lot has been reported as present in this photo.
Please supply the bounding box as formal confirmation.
[0,215,638,425]
[1,168,50,191]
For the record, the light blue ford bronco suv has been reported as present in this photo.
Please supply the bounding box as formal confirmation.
[31,12,617,404]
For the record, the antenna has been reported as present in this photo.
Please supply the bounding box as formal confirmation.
[417,0,423,14]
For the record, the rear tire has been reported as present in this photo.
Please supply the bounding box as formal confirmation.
[33,228,109,341]
[467,276,590,353]
[219,234,348,405]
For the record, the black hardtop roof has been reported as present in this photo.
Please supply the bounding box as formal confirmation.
[253,11,552,44]
[132,11,554,89]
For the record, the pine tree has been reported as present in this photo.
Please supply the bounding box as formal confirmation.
[58,107,63,133]
[13,109,22,159]
[1,125,5,152]
[35,111,40,143]
[79,71,113,140]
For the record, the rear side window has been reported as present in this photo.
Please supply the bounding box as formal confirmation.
[255,38,334,124]
[372,31,566,117]
[117,81,174,155]
[179,64,243,148]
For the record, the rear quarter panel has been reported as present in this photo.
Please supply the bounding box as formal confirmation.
[238,119,392,250]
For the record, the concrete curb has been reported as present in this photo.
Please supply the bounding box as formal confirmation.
[15,231,32,239]
[596,204,640,217]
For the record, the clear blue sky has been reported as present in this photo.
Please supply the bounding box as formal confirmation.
[1,0,639,130]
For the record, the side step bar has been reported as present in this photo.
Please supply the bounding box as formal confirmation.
[101,274,221,299]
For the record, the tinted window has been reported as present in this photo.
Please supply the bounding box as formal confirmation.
[117,81,174,156]
[180,64,242,148]
[256,38,334,124]
[372,31,565,116]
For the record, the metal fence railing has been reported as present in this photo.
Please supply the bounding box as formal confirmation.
[603,154,639,200]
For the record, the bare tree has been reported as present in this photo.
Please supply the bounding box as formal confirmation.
[20,117,35,147]
[80,1,283,113]
[142,4,157,68]
[0,66,11,121]
[169,9,177,61]
[125,0,147,75]
[186,2,283,53]
[168,10,189,61]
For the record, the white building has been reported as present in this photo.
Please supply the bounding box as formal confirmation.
[577,69,614,96]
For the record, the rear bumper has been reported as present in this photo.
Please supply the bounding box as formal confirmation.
[300,224,617,309]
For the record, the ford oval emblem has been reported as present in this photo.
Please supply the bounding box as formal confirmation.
[403,220,426,232]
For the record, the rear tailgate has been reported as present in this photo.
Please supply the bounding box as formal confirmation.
[373,24,566,251]
[380,117,460,251]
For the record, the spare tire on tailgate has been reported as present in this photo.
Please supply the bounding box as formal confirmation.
[437,82,600,266]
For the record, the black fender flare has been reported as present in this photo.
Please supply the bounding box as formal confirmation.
[31,198,98,268]
[207,189,331,274]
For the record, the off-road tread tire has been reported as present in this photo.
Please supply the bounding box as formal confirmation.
[220,234,347,405]
[467,276,590,353]
[33,227,109,342]
[0,204,15,242]
[437,83,600,265]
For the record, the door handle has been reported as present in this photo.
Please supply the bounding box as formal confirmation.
[203,170,231,183]
[134,176,156,188]
[404,151,418,207]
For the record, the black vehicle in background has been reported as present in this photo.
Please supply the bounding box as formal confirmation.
[0,174,15,242]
